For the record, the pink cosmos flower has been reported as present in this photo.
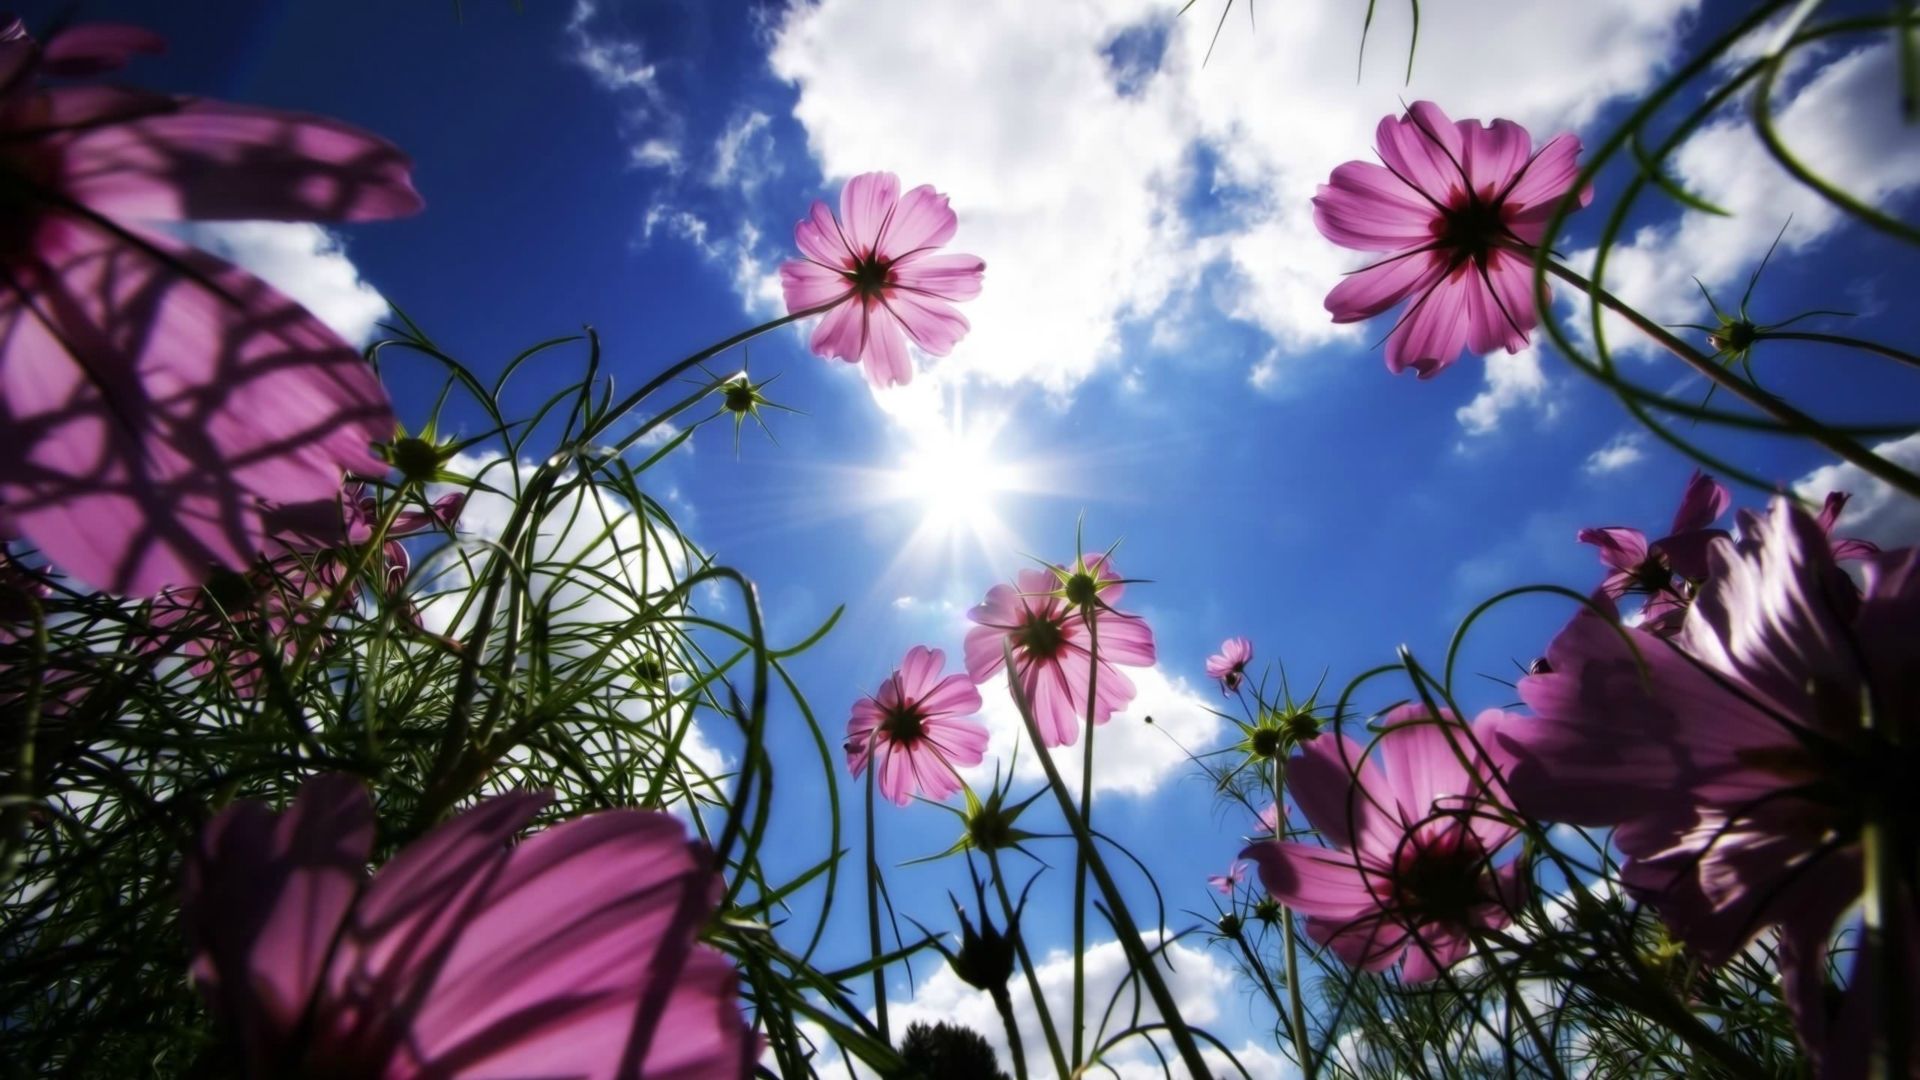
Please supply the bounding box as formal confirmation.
[1255,801,1284,837]
[1209,860,1249,896]
[1240,706,1524,983]
[181,774,755,1079]
[1495,500,1919,1068]
[1314,101,1589,378]
[1735,489,1879,563]
[1576,470,1730,636]
[1205,636,1253,695]
[963,556,1156,748]
[845,645,989,806]
[779,171,985,388]
[0,19,419,596]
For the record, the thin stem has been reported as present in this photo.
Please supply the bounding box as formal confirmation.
[1273,760,1316,1080]
[1757,329,1920,371]
[1467,930,1565,1080]
[1072,612,1100,1067]
[1544,259,1920,500]
[1861,693,1909,1080]
[865,766,890,1046]
[991,986,1031,1080]
[986,847,1071,1080]
[1002,641,1214,1079]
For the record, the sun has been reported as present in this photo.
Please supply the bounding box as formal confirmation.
[870,395,1036,574]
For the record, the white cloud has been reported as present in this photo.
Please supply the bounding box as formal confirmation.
[709,109,780,192]
[1455,348,1555,438]
[1573,42,1920,355]
[817,935,1293,1080]
[766,0,1698,399]
[416,453,728,804]
[173,222,390,346]
[1794,433,1920,549]
[965,663,1222,800]
[1583,431,1648,475]
[565,0,682,171]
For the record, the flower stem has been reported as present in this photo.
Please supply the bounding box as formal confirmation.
[1543,259,1920,500]
[1272,761,1316,1080]
[990,985,1031,1080]
[986,846,1071,1079]
[1002,641,1214,1079]
[1467,930,1566,1080]
[865,766,890,1046]
[1071,613,1099,1067]
[1755,329,1920,372]
[1862,694,1909,1080]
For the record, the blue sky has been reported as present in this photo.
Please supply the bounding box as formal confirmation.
[23,0,1920,1071]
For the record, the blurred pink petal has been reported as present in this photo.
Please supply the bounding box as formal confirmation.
[182,775,754,1078]
[38,23,165,76]
[1315,101,1589,378]
[779,171,984,388]
[1243,707,1521,984]
[1205,636,1252,695]
[0,26,419,595]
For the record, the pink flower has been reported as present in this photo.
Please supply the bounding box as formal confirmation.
[0,19,420,596]
[1576,470,1730,636]
[1205,636,1253,695]
[845,645,989,806]
[181,774,755,1079]
[1240,706,1524,983]
[963,556,1156,748]
[1495,500,1920,1068]
[1209,860,1249,896]
[779,171,985,388]
[1254,801,1284,837]
[1314,101,1588,378]
[1735,489,1879,563]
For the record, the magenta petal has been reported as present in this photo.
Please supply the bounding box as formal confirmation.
[1375,705,1476,825]
[793,199,851,268]
[859,306,913,387]
[181,774,374,1074]
[1312,161,1437,251]
[917,672,984,719]
[838,171,899,255]
[1289,733,1394,854]
[876,183,958,258]
[0,220,395,595]
[890,252,985,302]
[779,259,852,312]
[390,813,750,1079]
[1239,841,1380,919]
[1463,249,1537,355]
[1386,269,1473,377]
[895,644,944,701]
[1668,470,1732,534]
[39,23,166,76]
[59,99,423,222]
[1504,133,1590,236]
[806,294,865,366]
[1376,101,1467,204]
[1325,249,1444,324]
[1577,526,1650,575]
[883,289,970,358]
[1091,610,1156,667]
[1462,118,1531,200]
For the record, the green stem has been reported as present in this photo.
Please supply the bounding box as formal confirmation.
[1757,329,1920,372]
[1467,930,1565,1080]
[1002,642,1213,1079]
[1072,612,1100,1067]
[991,986,1031,1080]
[1544,259,1920,501]
[1862,694,1909,1080]
[864,765,890,1047]
[1272,761,1316,1080]
[987,846,1071,1080]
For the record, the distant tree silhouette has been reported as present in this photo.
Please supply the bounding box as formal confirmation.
[897,1021,1011,1080]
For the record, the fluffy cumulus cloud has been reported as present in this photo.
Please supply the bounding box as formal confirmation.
[1794,433,1920,548]
[963,663,1222,799]
[172,222,391,346]
[1583,431,1649,475]
[809,935,1295,1080]
[1455,348,1556,438]
[765,0,1700,401]
[1573,41,1920,354]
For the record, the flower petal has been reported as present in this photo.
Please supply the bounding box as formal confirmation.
[838,171,899,256]
[875,183,957,259]
[891,252,985,302]
[1312,161,1437,252]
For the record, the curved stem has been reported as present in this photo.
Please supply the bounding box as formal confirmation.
[1757,329,1920,372]
[1544,259,1920,500]
[1467,930,1565,1080]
